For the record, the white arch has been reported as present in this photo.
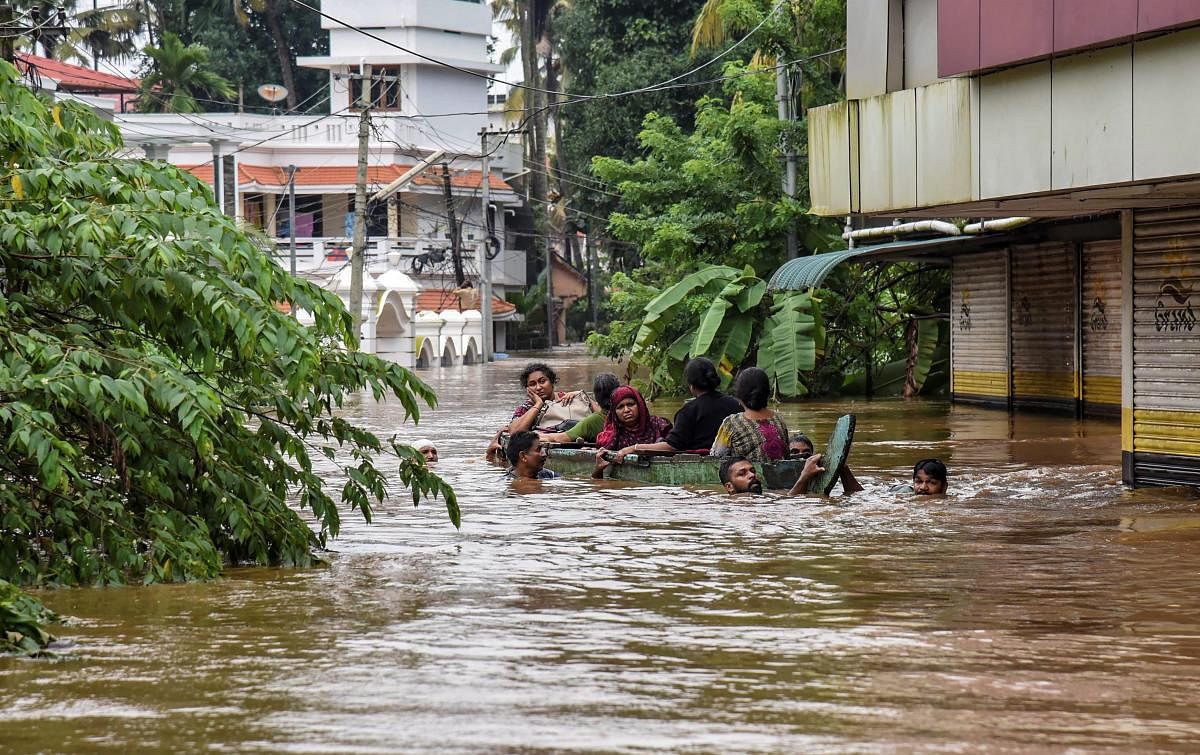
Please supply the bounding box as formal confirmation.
[440,337,459,367]
[416,337,438,369]
[374,291,414,367]
[464,336,480,364]
[375,292,410,337]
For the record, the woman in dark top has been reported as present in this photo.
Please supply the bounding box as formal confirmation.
[608,357,741,462]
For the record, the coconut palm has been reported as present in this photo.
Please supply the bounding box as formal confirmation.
[137,32,235,113]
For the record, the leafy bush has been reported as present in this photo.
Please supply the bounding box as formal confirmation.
[0,61,456,591]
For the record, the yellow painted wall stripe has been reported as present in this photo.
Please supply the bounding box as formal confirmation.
[1133,408,1200,458]
[952,370,1009,397]
[1012,371,1076,399]
[1082,375,1121,406]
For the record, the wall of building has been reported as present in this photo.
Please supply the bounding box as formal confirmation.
[321,0,491,42]
[937,0,1200,77]
[810,26,1200,216]
[904,0,940,88]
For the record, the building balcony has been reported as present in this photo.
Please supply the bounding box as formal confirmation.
[267,236,524,288]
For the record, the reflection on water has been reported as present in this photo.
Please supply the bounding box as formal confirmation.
[5,350,1200,752]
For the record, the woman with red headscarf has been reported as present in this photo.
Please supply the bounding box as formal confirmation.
[596,386,672,451]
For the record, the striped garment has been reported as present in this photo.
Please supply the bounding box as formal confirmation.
[710,412,790,462]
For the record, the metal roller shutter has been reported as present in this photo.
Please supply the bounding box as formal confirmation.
[1010,242,1077,411]
[1081,239,1122,415]
[951,250,1008,405]
[1130,207,1200,486]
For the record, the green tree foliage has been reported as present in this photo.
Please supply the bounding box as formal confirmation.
[0,64,457,593]
[598,265,821,398]
[137,32,235,113]
[556,0,715,214]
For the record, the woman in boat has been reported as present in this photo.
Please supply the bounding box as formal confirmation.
[509,362,594,432]
[596,386,672,451]
[710,367,790,462]
[592,386,671,476]
[606,357,741,463]
[486,363,594,463]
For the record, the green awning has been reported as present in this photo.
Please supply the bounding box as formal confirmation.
[767,235,978,291]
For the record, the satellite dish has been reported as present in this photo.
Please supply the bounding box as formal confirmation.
[257,83,289,103]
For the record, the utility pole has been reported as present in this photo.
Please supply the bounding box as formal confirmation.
[349,63,372,343]
[546,237,555,348]
[286,165,298,314]
[479,127,494,362]
[776,61,798,260]
[441,162,465,288]
[0,5,14,64]
[587,229,597,330]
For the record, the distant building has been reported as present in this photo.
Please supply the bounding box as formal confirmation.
[799,1,1200,488]
[113,0,528,368]
[14,52,140,116]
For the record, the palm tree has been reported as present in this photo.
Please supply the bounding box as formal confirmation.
[137,32,235,113]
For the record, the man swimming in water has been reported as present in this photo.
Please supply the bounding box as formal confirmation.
[719,455,830,496]
[890,458,949,495]
[912,458,948,495]
[506,430,561,480]
[411,438,438,464]
[720,450,864,497]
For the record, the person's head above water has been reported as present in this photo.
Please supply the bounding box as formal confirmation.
[684,357,722,394]
[412,438,438,463]
[719,455,763,495]
[507,430,548,475]
[733,367,771,411]
[789,432,813,457]
[912,458,948,495]
[592,372,621,412]
[520,362,558,401]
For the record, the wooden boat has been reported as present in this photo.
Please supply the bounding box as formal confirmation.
[525,414,857,491]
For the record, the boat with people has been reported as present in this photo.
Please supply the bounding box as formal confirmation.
[498,413,856,493]
[488,358,856,493]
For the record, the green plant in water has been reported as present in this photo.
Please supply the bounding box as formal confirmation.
[0,61,457,616]
[0,580,57,655]
[622,264,824,397]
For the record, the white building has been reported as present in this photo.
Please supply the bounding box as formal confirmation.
[114,0,527,367]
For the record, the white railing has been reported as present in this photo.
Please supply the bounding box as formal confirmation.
[267,236,478,275]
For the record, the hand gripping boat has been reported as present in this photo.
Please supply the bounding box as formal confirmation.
[523,414,856,492]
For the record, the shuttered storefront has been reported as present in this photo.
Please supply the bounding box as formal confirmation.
[951,250,1009,406]
[1129,208,1200,486]
[1080,239,1122,415]
[1010,242,1077,411]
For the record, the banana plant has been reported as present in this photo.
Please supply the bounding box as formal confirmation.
[630,265,824,398]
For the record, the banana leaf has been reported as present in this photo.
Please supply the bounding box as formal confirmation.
[633,265,740,354]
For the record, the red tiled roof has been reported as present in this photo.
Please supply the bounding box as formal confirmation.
[416,289,516,315]
[15,53,139,93]
[180,163,512,192]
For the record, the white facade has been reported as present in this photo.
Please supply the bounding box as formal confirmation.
[113,0,526,367]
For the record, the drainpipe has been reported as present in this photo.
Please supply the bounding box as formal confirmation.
[962,217,1035,234]
[843,219,961,242]
[842,216,1036,243]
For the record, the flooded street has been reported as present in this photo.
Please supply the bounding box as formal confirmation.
[5,351,1200,752]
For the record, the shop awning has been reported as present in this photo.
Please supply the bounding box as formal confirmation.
[767,235,982,291]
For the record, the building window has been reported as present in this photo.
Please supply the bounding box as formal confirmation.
[243,193,265,229]
[277,195,323,238]
[350,66,402,111]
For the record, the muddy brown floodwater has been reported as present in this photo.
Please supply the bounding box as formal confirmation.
[5,351,1200,753]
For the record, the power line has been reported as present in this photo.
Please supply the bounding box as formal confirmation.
[285,0,783,105]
